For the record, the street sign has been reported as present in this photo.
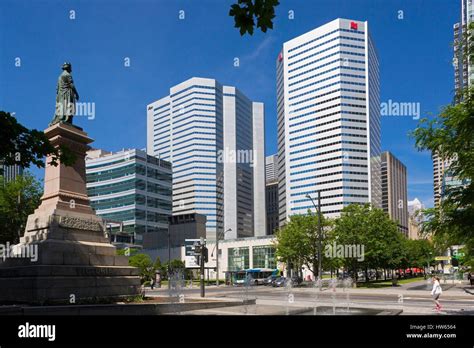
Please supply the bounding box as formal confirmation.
[435,256,450,261]
[185,239,201,268]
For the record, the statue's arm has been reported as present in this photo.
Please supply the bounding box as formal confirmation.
[69,75,79,101]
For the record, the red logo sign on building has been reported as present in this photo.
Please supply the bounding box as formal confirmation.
[350,21,358,30]
[278,52,283,62]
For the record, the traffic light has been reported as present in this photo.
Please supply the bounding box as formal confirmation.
[194,245,202,254]
[203,247,208,263]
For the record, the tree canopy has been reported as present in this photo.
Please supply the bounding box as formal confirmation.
[229,0,279,36]
[0,172,42,244]
[333,204,404,279]
[276,204,430,281]
[411,79,474,267]
[0,111,75,175]
[275,210,331,277]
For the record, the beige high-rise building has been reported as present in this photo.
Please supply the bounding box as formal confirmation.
[432,152,453,207]
[408,198,424,240]
[381,151,408,236]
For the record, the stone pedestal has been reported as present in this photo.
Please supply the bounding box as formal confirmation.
[0,123,141,304]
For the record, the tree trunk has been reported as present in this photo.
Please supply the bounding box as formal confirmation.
[365,266,369,283]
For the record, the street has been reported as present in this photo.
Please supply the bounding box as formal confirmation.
[146,280,474,315]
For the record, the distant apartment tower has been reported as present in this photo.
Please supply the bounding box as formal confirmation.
[0,162,23,183]
[453,0,474,94]
[276,18,381,226]
[432,152,453,207]
[147,77,266,241]
[265,154,278,183]
[86,149,172,247]
[381,152,408,235]
[265,155,279,234]
[434,0,474,207]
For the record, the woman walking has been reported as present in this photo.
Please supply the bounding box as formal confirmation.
[431,276,443,312]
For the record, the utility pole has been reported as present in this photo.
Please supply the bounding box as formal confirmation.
[317,190,322,281]
[215,235,219,287]
[306,191,323,282]
[167,224,171,290]
[197,237,207,297]
[213,228,232,287]
[200,245,205,297]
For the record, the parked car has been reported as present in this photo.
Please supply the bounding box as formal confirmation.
[263,275,280,286]
[273,277,287,287]
[272,276,303,287]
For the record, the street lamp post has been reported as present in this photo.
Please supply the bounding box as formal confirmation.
[167,224,171,290]
[426,252,433,278]
[212,228,232,287]
[306,191,322,282]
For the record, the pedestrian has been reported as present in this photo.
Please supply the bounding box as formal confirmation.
[150,275,156,290]
[468,272,474,286]
[431,276,443,312]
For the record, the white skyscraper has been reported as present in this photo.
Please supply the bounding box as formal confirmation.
[277,18,381,226]
[265,154,278,183]
[147,77,266,240]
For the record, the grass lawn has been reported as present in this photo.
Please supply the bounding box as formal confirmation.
[356,276,425,288]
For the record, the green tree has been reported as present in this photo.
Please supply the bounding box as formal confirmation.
[128,253,154,284]
[275,210,332,278]
[411,22,474,267]
[153,256,162,272]
[0,172,42,244]
[162,259,190,279]
[411,87,474,266]
[0,111,75,174]
[333,204,403,282]
[229,0,280,36]
[404,239,435,269]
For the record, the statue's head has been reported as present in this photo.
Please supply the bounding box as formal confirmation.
[62,62,72,72]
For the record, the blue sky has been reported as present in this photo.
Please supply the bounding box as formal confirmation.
[0,0,459,208]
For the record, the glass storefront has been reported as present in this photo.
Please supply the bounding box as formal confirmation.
[228,247,249,271]
[253,245,276,269]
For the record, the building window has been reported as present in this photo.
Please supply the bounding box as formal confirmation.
[252,245,276,269]
[228,247,249,271]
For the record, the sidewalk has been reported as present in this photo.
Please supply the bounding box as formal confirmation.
[146,281,474,300]
[291,279,474,299]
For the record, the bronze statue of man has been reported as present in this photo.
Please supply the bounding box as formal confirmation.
[50,62,80,126]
